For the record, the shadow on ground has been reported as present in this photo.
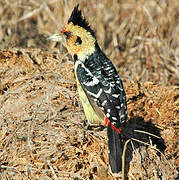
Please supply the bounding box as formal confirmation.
[121,116,167,178]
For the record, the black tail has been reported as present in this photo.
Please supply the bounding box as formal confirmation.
[107,119,166,174]
[107,125,124,173]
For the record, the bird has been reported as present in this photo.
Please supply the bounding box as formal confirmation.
[47,4,128,173]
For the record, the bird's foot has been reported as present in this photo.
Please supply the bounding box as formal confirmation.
[83,120,105,131]
[87,124,105,131]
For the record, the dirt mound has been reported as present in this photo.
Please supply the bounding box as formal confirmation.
[0,49,178,179]
[0,0,178,179]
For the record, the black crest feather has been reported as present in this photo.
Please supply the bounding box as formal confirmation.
[68,4,96,37]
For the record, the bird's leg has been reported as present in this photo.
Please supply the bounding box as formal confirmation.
[87,124,105,131]
[83,119,105,131]
[83,119,88,128]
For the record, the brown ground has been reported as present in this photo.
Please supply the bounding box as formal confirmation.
[0,0,178,179]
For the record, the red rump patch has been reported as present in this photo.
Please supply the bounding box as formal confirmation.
[104,116,110,126]
[104,117,121,134]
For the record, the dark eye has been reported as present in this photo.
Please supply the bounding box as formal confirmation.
[75,36,82,45]
[64,31,71,39]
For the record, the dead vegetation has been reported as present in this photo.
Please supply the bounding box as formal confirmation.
[0,48,178,179]
[0,0,178,179]
[0,0,178,85]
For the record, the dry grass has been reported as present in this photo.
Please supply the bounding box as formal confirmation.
[0,48,178,179]
[0,0,178,85]
[0,0,178,179]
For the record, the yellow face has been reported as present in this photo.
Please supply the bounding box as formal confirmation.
[61,22,96,61]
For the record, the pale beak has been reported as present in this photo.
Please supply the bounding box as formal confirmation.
[47,33,66,47]
[47,33,64,42]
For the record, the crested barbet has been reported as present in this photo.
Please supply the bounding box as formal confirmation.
[48,4,128,173]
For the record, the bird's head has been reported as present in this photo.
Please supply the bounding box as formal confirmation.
[48,4,96,62]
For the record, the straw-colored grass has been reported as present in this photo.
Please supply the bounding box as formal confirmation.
[0,0,178,179]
